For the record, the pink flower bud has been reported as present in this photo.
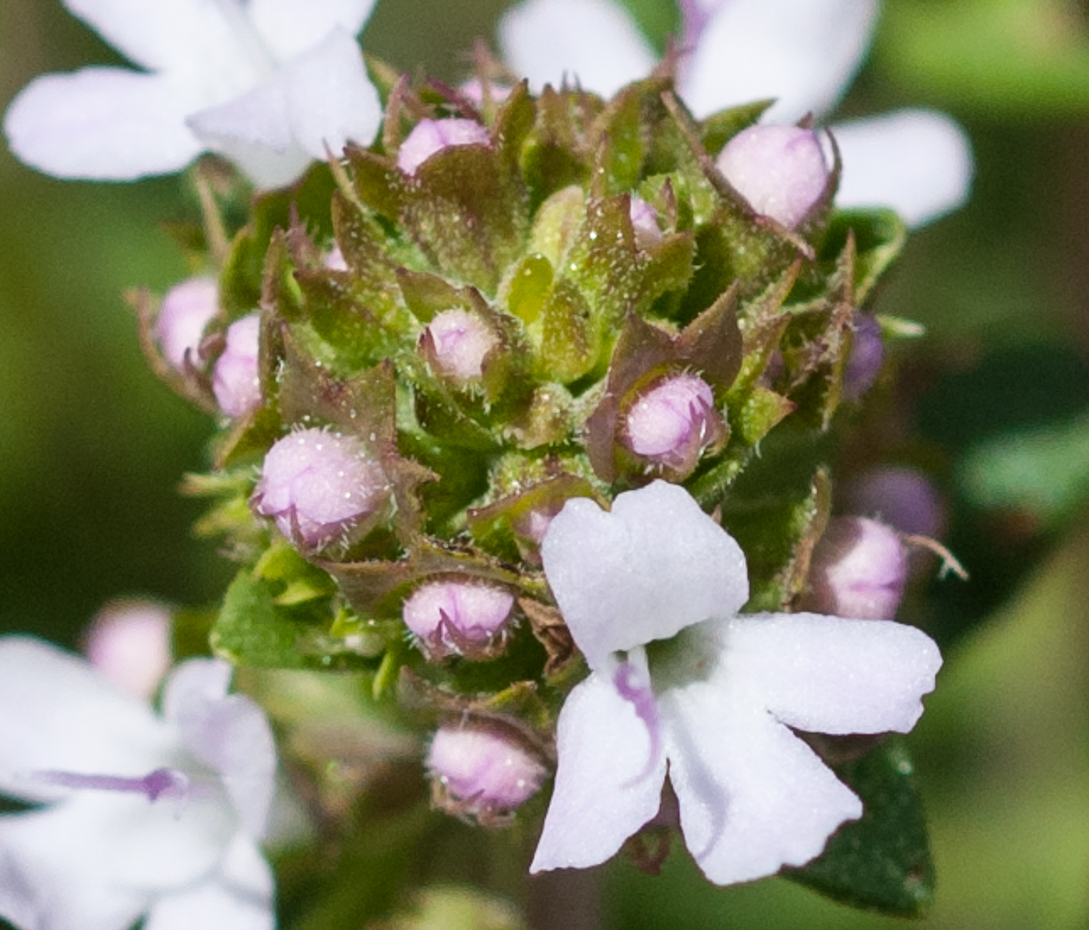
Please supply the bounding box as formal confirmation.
[212,313,262,418]
[397,118,491,175]
[422,308,498,384]
[324,244,348,271]
[806,517,909,620]
[253,428,389,550]
[841,466,945,539]
[716,125,829,229]
[83,600,172,699]
[843,314,884,401]
[622,373,724,477]
[427,724,546,821]
[402,578,515,660]
[157,276,218,370]
[629,195,662,248]
[459,78,514,105]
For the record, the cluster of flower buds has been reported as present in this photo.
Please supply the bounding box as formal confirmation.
[126,41,946,899]
[0,0,971,920]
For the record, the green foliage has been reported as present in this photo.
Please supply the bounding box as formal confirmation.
[786,738,935,916]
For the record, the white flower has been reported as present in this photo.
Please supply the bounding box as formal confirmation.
[3,0,382,188]
[498,0,972,227]
[0,637,277,930]
[532,481,941,884]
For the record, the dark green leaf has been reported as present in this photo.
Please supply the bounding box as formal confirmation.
[784,737,935,917]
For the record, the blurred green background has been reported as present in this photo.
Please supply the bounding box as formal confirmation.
[1,0,1088,927]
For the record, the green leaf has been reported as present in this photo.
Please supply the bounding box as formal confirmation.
[715,420,834,608]
[784,737,935,917]
[211,569,309,669]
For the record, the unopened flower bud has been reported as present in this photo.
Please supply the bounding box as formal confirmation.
[843,314,884,400]
[402,577,515,660]
[212,313,262,418]
[157,276,218,370]
[427,724,546,822]
[253,428,389,550]
[83,600,172,699]
[716,125,829,229]
[806,517,909,620]
[422,308,498,384]
[622,373,725,477]
[459,78,514,105]
[324,244,348,271]
[842,466,945,539]
[629,195,662,248]
[397,118,491,175]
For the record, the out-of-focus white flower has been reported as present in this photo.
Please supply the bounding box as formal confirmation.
[499,0,972,227]
[4,0,381,188]
[0,638,277,930]
[532,481,940,884]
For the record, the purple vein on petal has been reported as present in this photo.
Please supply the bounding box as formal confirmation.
[613,660,662,784]
[31,766,191,811]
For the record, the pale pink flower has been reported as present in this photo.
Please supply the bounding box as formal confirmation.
[532,481,939,884]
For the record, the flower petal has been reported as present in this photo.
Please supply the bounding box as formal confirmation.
[499,0,657,98]
[85,790,235,889]
[0,788,234,928]
[3,68,205,180]
[0,637,174,802]
[62,0,245,76]
[164,660,277,838]
[188,28,380,188]
[831,109,974,227]
[681,0,878,121]
[659,643,862,885]
[531,667,667,872]
[276,28,382,160]
[186,77,308,189]
[727,613,942,735]
[0,806,147,930]
[249,0,377,62]
[144,835,274,930]
[541,481,748,668]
